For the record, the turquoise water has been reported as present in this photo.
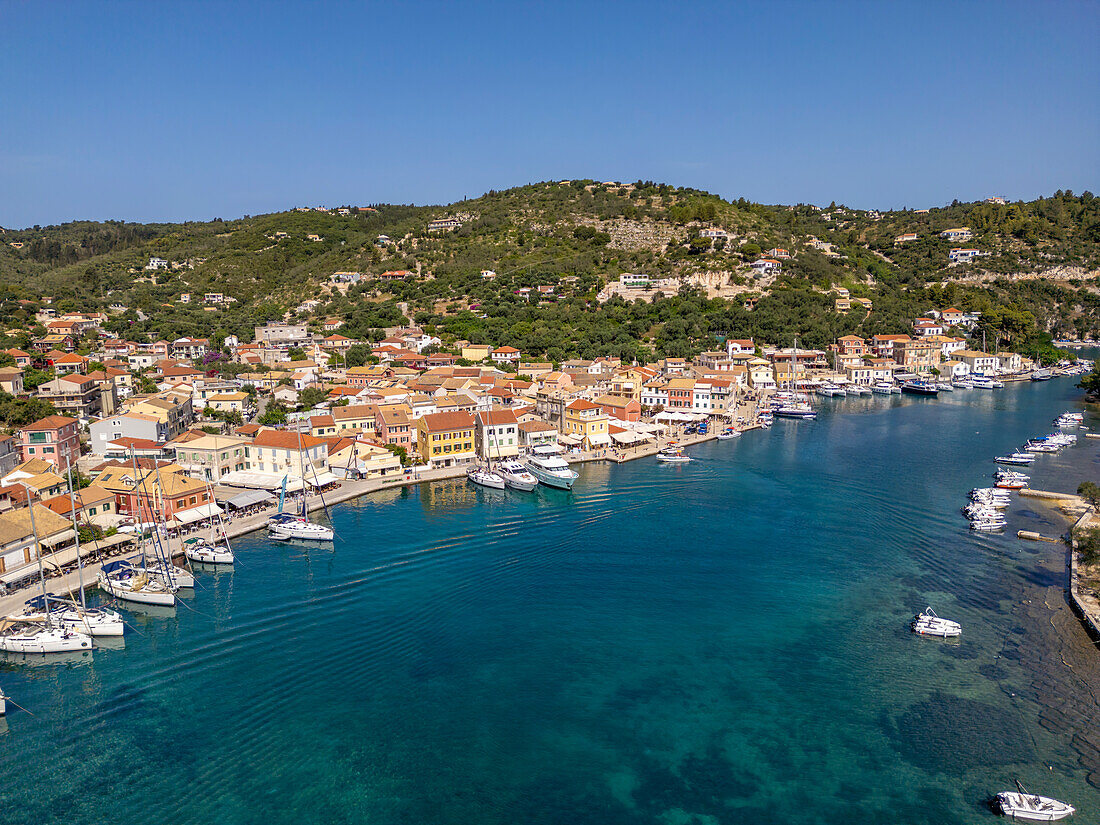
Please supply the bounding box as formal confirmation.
[3,378,1100,824]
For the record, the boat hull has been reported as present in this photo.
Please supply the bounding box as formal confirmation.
[501,475,537,492]
[0,628,93,653]
[98,574,177,606]
[526,465,576,489]
[185,545,235,565]
[269,522,334,541]
[995,792,1074,820]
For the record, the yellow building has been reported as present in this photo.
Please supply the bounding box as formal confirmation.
[562,399,610,450]
[207,391,249,414]
[460,344,491,362]
[416,411,476,468]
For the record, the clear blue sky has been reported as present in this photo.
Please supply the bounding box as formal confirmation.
[1,1,1097,227]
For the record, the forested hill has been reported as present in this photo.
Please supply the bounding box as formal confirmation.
[0,181,1098,361]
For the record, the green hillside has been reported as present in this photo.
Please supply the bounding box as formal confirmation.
[1,182,1097,362]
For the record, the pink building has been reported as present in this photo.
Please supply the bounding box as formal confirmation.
[18,415,80,469]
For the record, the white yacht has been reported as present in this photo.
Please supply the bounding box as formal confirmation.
[183,537,235,565]
[872,382,895,395]
[467,465,506,490]
[0,620,93,654]
[994,781,1074,820]
[524,450,579,489]
[996,453,1036,466]
[98,561,178,606]
[911,607,961,637]
[14,595,124,637]
[656,445,692,463]
[496,460,538,491]
[952,377,974,389]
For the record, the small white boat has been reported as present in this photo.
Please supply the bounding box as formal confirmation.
[467,465,506,490]
[936,381,954,392]
[971,375,996,389]
[0,621,93,654]
[183,537,235,565]
[971,516,1008,532]
[872,382,895,395]
[952,377,974,389]
[911,607,961,637]
[656,445,692,463]
[496,460,538,492]
[994,781,1074,820]
[716,428,740,440]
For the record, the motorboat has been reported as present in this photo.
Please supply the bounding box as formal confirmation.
[816,385,842,398]
[496,460,538,491]
[183,537,235,565]
[901,380,939,395]
[524,452,579,489]
[1030,369,1053,381]
[14,594,124,637]
[952,377,974,389]
[872,382,895,395]
[656,443,692,463]
[98,561,178,606]
[773,403,817,419]
[971,516,1008,532]
[994,471,1029,490]
[990,378,1005,388]
[467,465,506,490]
[970,375,996,389]
[911,607,961,637]
[995,453,1036,466]
[268,512,335,541]
[1024,440,1059,453]
[993,781,1074,820]
[848,385,872,396]
[0,620,93,654]
[936,381,954,392]
[716,427,741,440]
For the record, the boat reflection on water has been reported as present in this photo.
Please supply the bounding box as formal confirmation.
[90,635,126,652]
[116,602,178,621]
[1,648,93,668]
[270,535,338,553]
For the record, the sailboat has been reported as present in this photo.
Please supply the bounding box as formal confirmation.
[97,452,180,606]
[184,474,235,564]
[268,430,335,542]
[0,498,94,654]
[13,461,125,636]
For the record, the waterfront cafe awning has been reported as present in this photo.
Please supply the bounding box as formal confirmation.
[174,503,225,525]
[224,489,273,510]
[305,471,339,488]
[587,433,612,447]
[655,411,707,423]
[610,430,648,445]
[220,470,306,493]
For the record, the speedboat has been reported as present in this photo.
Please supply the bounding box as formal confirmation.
[183,537,235,565]
[0,620,93,654]
[971,515,1008,532]
[467,465,506,490]
[716,427,740,440]
[994,471,1029,490]
[901,380,939,395]
[98,561,178,606]
[14,595,124,637]
[995,453,1036,466]
[268,512,335,542]
[656,445,691,463]
[496,460,538,491]
[524,453,579,489]
[993,781,1074,820]
[911,607,961,637]
[1024,440,1059,453]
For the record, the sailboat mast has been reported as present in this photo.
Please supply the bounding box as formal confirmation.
[25,489,51,629]
[130,449,146,572]
[63,458,88,612]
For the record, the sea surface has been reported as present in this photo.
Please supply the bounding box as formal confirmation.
[3,378,1100,824]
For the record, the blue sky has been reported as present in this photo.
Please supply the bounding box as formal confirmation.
[1,1,1097,226]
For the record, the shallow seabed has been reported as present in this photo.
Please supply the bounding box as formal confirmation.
[2,379,1100,824]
